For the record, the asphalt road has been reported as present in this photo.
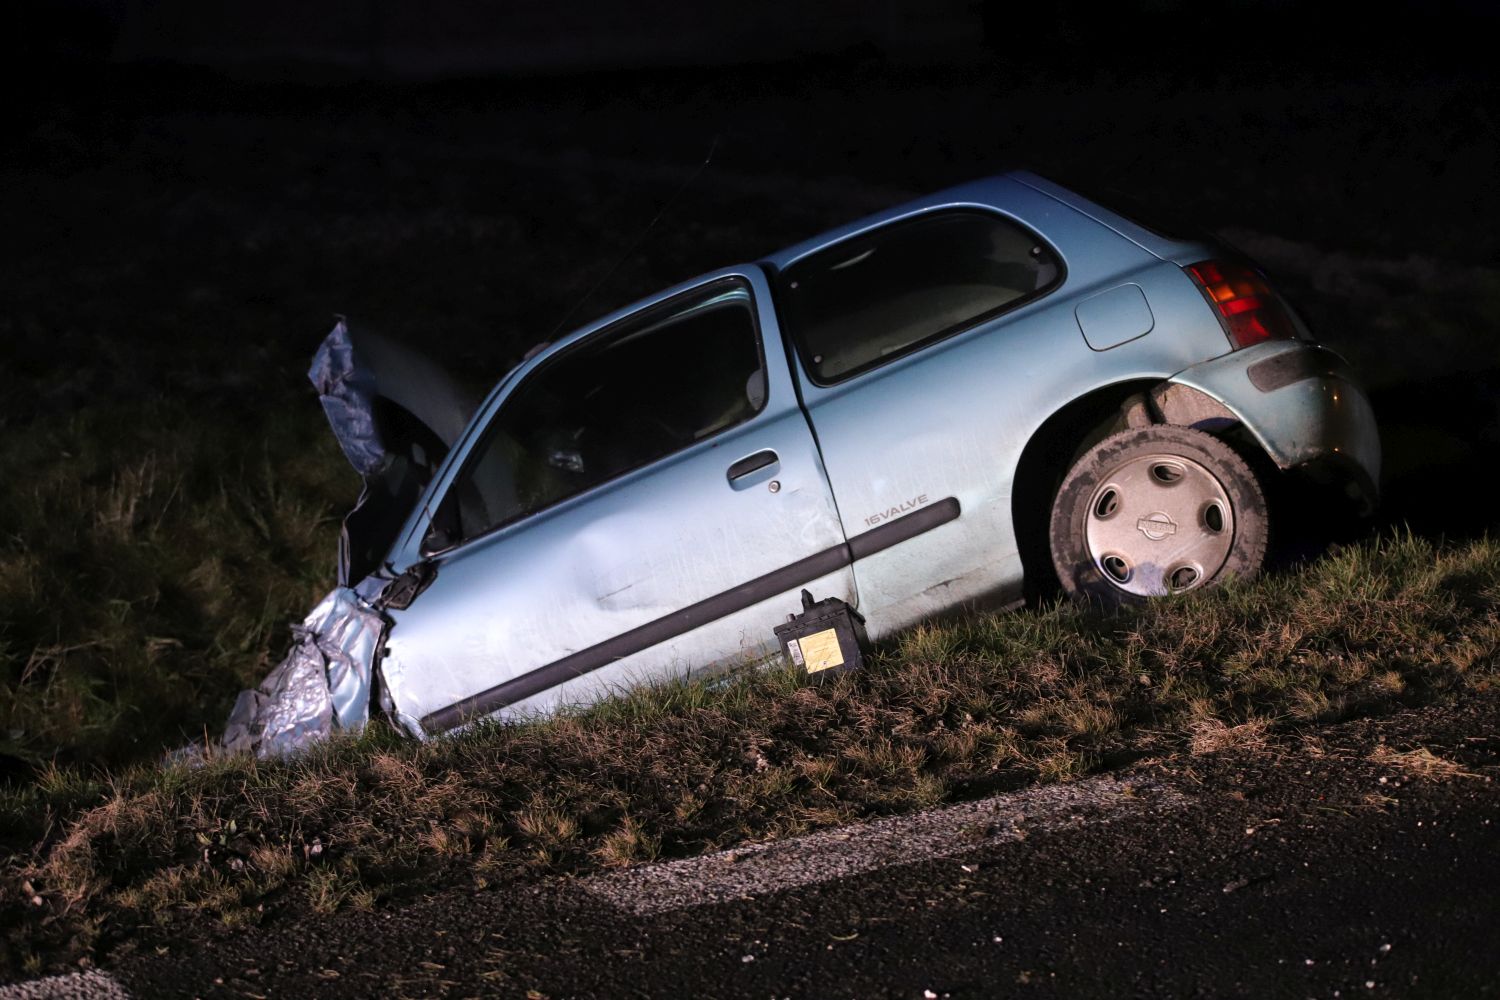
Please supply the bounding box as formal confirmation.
[86,693,1500,999]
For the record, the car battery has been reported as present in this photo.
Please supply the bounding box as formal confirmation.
[774,589,869,678]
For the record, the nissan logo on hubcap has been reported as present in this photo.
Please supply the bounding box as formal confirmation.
[1137,512,1177,541]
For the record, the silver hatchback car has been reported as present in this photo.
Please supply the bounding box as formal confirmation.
[225,171,1379,756]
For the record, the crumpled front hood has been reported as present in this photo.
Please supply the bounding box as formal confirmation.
[309,319,479,585]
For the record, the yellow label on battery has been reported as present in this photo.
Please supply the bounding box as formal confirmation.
[799,627,844,673]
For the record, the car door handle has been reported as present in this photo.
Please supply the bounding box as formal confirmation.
[726,449,779,483]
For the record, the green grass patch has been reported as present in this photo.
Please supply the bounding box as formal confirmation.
[3,532,1496,972]
[0,399,351,769]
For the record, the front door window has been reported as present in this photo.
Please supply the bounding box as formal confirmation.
[437,280,766,545]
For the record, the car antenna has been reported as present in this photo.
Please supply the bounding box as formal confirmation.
[546,136,720,342]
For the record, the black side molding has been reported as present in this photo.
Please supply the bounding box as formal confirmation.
[419,496,962,733]
[848,496,961,560]
[1246,346,1343,393]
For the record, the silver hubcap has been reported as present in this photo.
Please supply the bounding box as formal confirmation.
[1083,453,1234,597]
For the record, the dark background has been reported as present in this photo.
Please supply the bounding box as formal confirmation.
[8,1,1497,390]
[2,2,1497,766]
[8,0,1495,429]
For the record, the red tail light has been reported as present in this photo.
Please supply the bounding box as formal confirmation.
[1185,260,1297,349]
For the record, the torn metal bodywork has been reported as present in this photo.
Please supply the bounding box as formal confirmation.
[221,587,386,757]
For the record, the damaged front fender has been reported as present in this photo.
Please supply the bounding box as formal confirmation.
[221,587,387,758]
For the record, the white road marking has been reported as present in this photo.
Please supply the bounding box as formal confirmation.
[0,972,130,1000]
[585,775,1189,915]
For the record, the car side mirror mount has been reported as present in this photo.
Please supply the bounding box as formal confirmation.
[420,527,448,557]
[420,508,457,557]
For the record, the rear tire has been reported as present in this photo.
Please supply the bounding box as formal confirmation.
[1048,426,1268,606]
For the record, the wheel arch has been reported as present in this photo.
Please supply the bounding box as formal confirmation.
[1010,379,1163,602]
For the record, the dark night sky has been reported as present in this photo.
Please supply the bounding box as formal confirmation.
[13,1,1500,82]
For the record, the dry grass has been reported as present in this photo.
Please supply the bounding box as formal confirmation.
[2,532,1497,972]
[1188,717,1272,755]
[594,817,662,869]
[1368,744,1480,782]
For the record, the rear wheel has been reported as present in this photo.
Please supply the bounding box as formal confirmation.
[1048,426,1268,605]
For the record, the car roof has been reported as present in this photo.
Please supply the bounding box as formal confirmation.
[760,173,1038,272]
[760,170,1193,272]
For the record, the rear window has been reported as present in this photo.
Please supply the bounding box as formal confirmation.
[777,211,1062,384]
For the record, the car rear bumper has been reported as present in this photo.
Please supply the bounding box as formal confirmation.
[1160,341,1381,513]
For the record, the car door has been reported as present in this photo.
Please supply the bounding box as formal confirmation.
[377,269,855,735]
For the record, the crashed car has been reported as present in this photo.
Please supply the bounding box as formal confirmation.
[226,171,1380,756]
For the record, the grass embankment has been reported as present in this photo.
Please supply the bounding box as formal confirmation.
[3,533,1496,973]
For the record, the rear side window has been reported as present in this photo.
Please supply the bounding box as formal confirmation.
[778,211,1062,383]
